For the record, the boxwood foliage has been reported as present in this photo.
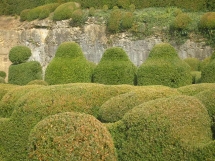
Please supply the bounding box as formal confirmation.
[9,45,32,65]
[28,112,117,161]
[27,80,48,86]
[0,77,5,84]
[177,83,215,96]
[199,12,215,29]
[8,61,43,85]
[0,83,18,101]
[0,71,6,79]
[137,43,192,88]
[107,95,213,161]
[52,2,80,21]
[45,41,94,85]
[184,57,200,71]
[201,52,215,83]
[191,71,201,84]
[171,13,191,30]
[92,47,137,85]
[98,85,181,123]
[0,83,134,160]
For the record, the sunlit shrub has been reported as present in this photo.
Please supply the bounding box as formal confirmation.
[184,57,200,71]
[9,46,31,65]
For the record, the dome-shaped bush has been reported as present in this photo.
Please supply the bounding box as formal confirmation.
[201,52,215,83]
[199,12,215,29]
[107,95,213,160]
[98,85,180,123]
[9,46,31,64]
[172,13,191,30]
[45,41,94,85]
[107,9,122,33]
[28,112,117,161]
[93,47,137,85]
[137,43,192,88]
[184,57,200,71]
[52,2,80,21]
[0,71,6,79]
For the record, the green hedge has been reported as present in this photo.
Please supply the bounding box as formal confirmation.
[0,83,134,160]
[45,41,94,85]
[8,61,42,85]
[28,112,117,161]
[98,85,181,123]
[93,47,137,85]
[184,57,200,71]
[137,43,192,88]
[107,95,213,160]
[9,46,32,65]
[52,2,80,21]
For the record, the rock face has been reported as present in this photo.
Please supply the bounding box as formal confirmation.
[0,17,214,80]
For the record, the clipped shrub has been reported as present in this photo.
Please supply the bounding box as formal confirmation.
[93,47,137,85]
[191,71,201,84]
[107,9,122,33]
[28,112,117,161]
[98,85,181,123]
[8,61,42,85]
[199,12,215,29]
[70,9,84,26]
[20,9,31,21]
[171,13,191,32]
[201,52,215,83]
[121,12,134,30]
[137,43,192,88]
[0,71,6,79]
[0,84,18,101]
[177,83,215,96]
[107,95,213,160]
[9,46,31,65]
[45,41,94,85]
[184,57,200,71]
[52,2,80,21]
[27,80,48,86]
[26,6,43,21]
[0,83,134,160]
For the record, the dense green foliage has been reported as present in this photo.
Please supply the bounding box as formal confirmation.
[0,77,5,84]
[93,47,137,85]
[0,84,18,101]
[107,95,213,160]
[9,46,32,65]
[199,12,215,29]
[107,9,122,33]
[172,13,191,30]
[52,2,80,21]
[0,71,6,79]
[8,61,42,85]
[137,43,192,87]
[28,112,117,161]
[98,86,180,122]
[184,57,200,71]
[45,41,94,85]
[191,71,201,84]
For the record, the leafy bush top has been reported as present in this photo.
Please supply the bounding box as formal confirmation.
[199,12,215,29]
[9,46,32,64]
[28,112,117,161]
[172,13,191,30]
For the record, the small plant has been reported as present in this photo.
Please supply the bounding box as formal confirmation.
[121,11,134,30]
[89,7,95,16]
[172,13,192,30]
[103,5,109,11]
[107,9,122,33]
[70,9,84,26]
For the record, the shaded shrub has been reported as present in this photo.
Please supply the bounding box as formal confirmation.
[0,77,5,84]
[107,95,213,161]
[52,2,80,21]
[117,0,130,9]
[199,12,215,29]
[177,83,215,96]
[27,80,48,86]
[172,13,191,30]
[70,9,85,26]
[200,56,211,71]
[201,52,215,83]
[98,85,180,123]
[45,41,94,85]
[0,83,134,160]
[121,12,134,30]
[107,9,122,33]
[184,57,200,71]
[9,46,31,65]
[8,61,42,85]
[26,6,43,21]
[92,47,137,85]
[28,112,117,161]
[137,43,192,88]
[0,71,6,79]
[20,9,30,21]
[191,71,201,84]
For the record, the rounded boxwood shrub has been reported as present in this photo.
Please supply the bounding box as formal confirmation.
[184,57,200,71]
[20,9,31,21]
[98,85,180,123]
[107,9,122,33]
[92,47,137,85]
[107,95,213,161]
[0,71,6,79]
[121,12,134,30]
[8,61,42,85]
[45,41,94,85]
[28,112,117,161]
[137,43,192,88]
[172,13,191,30]
[199,12,215,29]
[52,2,80,21]
[9,46,32,65]
[70,9,84,26]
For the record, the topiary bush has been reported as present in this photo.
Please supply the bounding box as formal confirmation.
[8,61,42,85]
[0,71,6,79]
[201,52,215,83]
[107,95,213,160]
[107,9,122,33]
[9,46,32,65]
[199,12,215,30]
[199,56,211,71]
[92,47,137,85]
[184,57,200,71]
[172,13,192,30]
[52,2,80,21]
[27,112,117,161]
[98,85,181,123]
[137,43,192,88]
[70,9,85,26]
[191,71,201,84]
[121,11,134,30]
[20,9,31,21]
[45,41,94,85]
[0,84,18,101]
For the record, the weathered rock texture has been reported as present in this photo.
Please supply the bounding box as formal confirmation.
[0,16,214,80]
